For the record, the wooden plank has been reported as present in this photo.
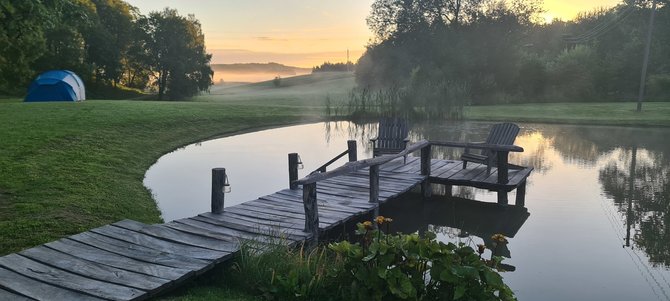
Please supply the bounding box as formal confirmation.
[68,232,209,271]
[0,287,33,301]
[430,161,462,178]
[45,239,190,281]
[204,212,308,240]
[274,189,374,209]
[433,163,467,179]
[90,225,228,261]
[223,206,315,227]
[0,266,104,301]
[237,201,344,223]
[190,214,292,241]
[20,246,170,292]
[266,192,365,213]
[381,156,420,172]
[169,218,275,244]
[0,254,144,301]
[318,178,405,195]
[196,213,306,241]
[112,220,238,253]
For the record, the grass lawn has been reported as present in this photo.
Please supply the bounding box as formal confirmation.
[0,99,316,255]
[465,102,670,127]
[1,72,669,300]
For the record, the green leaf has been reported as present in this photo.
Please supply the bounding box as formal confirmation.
[454,285,466,300]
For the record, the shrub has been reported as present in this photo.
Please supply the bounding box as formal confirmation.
[329,219,517,301]
[229,219,516,301]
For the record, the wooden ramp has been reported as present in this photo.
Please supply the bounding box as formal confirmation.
[0,141,532,301]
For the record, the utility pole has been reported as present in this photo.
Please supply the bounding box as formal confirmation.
[636,0,657,112]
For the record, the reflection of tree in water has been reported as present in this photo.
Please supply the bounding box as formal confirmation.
[600,147,670,267]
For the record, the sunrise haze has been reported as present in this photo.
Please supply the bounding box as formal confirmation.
[125,0,623,68]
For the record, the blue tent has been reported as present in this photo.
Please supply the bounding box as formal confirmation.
[24,70,86,102]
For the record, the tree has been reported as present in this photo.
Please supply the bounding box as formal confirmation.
[0,1,49,94]
[139,8,213,100]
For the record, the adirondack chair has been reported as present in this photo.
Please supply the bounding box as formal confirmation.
[461,123,520,174]
[370,117,410,162]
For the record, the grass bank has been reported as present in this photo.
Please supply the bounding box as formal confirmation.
[465,102,670,127]
[0,99,315,255]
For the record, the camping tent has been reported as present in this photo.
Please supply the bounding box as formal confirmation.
[24,70,86,102]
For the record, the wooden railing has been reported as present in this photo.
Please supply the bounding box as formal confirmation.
[287,139,524,243]
[293,140,431,243]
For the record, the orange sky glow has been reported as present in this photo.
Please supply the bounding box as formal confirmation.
[126,0,623,68]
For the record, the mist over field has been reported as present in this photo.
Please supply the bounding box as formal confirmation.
[211,63,311,83]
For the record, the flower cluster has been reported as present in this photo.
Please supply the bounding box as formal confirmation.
[375,216,393,225]
[491,234,508,244]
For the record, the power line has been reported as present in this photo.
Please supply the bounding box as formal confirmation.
[563,5,636,44]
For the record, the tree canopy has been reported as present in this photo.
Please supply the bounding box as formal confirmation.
[357,0,670,109]
[0,0,212,100]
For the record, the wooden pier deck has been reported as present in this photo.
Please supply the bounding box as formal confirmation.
[0,140,532,300]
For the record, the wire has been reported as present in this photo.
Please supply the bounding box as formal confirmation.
[563,5,636,43]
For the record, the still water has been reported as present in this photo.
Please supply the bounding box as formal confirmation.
[144,121,670,300]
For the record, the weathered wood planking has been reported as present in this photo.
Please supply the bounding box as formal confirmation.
[0,266,105,301]
[0,156,531,301]
[0,254,144,301]
[0,287,33,301]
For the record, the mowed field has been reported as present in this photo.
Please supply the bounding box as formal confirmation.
[2,71,669,256]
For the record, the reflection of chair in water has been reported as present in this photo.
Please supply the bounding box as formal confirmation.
[461,123,520,174]
[370,117,409,161]
[382,194,530,263]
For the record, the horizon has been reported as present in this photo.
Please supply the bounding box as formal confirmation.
[125,0,622,68]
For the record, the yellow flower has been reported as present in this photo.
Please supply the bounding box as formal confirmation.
[362,221,374,230]
[375,216,386,225]
[491,234,508,243]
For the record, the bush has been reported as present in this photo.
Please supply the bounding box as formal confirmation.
[229,218,516,301]
[329,218,516,301]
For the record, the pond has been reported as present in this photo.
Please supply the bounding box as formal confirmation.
[144,121,670,301]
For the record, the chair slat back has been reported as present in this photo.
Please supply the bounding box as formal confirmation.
[377,117,409,150]
[482,123,519,154]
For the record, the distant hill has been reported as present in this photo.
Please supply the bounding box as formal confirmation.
[211,63,310,74]
[210,63,311,83]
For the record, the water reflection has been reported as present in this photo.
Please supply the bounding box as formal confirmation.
[145,121,670,301]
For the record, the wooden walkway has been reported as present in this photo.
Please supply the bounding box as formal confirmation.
[0,141,532,301]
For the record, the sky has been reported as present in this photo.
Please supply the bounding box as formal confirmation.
[125,0,622,68]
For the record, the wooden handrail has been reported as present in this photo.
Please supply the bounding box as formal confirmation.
[431,141,524,152]
[312,149,349,174]
[294,140,430,185]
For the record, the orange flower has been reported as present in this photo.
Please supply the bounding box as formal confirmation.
[375,216,386,225]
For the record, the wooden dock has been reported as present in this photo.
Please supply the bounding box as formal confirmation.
[0,140,532,300]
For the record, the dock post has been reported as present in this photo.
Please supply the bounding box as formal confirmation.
[515,181,526,206]
[303,182,319,245]
[370,165,380,217]
[420,145,432,198]
[497,191,509,205]
[347,140,357,162]
[211,168,226,214]
[289,153,299,190]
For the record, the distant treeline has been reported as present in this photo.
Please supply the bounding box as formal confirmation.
[356,0,670,109]
[0,1,212,100]
[213,63,310,74]
[313,62,356,73]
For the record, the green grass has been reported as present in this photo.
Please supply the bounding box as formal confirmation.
[0,99,316,255]
[465,102,670,127]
